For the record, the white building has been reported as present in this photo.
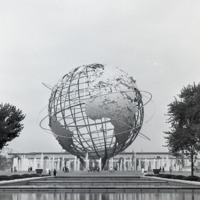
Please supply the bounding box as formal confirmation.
[7,151,200,172]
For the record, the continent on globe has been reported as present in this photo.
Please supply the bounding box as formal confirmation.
[85,92,137,144]
[50,116,74,153]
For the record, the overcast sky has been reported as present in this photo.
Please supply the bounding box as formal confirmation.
[1,0,200,153]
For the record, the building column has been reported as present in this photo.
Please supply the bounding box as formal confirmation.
[18,159,21,171]
[99,158,102,171]
[153,158,156,169]
[138,159,141,171]
[85,158,89,171]
[61,157,64,171]
[77,158,80,171]
[128,158,132,171]
[134,153,137,171]
[52,156,55,169]
[171,159,175,171]
[40,153,44,170]
[120,160,122,171]
[74,156,77,171]
[13,157,18,170]
[67,160,70,171]
[56,159,60,171]
[144,159,148,171]
[117,162,120,171]
[109,158,113,170]
[124,158,127,171]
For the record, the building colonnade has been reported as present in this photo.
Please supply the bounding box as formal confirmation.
[11,152,189,172]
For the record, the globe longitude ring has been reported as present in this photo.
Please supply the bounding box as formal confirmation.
[41,64,152,168]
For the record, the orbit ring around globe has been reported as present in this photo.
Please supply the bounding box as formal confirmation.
[40,64,153,164]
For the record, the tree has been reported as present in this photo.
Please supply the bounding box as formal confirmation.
[165,83,200,176]
[0,103,25,149]
[0,155,12,170]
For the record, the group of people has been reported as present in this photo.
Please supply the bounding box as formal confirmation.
[88,166,100,172]
[109,167,115,172]
[28,166,33,172]
[11,166,17,172]
[48,169,57,176]
[63,166,69,173]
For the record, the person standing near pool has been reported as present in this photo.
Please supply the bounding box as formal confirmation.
[53,169,57,176]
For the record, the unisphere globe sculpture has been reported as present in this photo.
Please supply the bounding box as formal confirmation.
[48,64,144,167]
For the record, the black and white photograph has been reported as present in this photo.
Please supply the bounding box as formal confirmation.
[0,0,200,199]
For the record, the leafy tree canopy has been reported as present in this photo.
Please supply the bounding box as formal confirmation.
[165,83,200,175]
[0,103,25,149]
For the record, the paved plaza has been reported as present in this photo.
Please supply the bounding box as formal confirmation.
[1,169,200,177]
[0,170,200,193]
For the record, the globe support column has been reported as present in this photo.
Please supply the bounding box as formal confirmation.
[99,158,102,171]
[85,157,89,171]
[109,158,114,170]
[77,158,80,171]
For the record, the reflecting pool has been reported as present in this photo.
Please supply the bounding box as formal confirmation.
[0,192,200,200]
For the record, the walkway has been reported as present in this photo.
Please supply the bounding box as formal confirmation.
[0,171,200,192]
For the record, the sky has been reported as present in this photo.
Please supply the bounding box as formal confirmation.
[0,0,200,153]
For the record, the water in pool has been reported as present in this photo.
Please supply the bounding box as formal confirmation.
[0,192,199,200]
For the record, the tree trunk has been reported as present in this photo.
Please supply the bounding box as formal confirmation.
[181,151,185,168]
[191,153,194,176]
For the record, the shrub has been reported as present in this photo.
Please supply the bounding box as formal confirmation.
[10,175,22,179]
[153,169,161,174]
[156,174,164,177]
[21,174,32,177]
[156,174,175,179]
[0,175,13,181]
[0,175,10,178]
[145,174,156,177]
[0,173,44,181]
[20,174,41,178]
[20,174,33,179]
[173,175,186,180]
[182,176,200,181]
[31,174,40,177]
[146,174,200,182]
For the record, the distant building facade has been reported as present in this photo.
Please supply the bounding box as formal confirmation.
[6,151,200,172]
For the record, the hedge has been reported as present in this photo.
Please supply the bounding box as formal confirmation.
[0,174,47,181]
[145,174,200,182]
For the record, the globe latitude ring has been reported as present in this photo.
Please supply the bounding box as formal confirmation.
[42,64,148,168]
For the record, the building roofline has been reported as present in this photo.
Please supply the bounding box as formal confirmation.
[8,151,171,156]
